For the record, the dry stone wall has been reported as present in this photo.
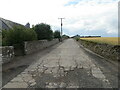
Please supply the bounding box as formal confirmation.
[24,39,59,54]
[1,46,14,64]
[79,40,120,61]
[1,39,59,64]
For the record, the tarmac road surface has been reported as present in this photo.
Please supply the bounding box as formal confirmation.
[2,39,118,88]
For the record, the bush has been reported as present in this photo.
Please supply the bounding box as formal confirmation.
[75,37,79,41]
[54,30,61,39]
[62,34,69,39]
[2,29,9,46]
[2,25,37,46]
[23,28,37,41]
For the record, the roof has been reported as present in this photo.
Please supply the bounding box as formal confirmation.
[0,17,24,31]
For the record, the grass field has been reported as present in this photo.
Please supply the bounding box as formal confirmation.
[80,37,119,45]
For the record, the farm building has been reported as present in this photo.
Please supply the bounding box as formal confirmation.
[0,17,30,31]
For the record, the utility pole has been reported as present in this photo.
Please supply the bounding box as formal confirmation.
[58,18,65,41]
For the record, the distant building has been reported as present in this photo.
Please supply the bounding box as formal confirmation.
[80,36,101,38]
[25,23,30,28]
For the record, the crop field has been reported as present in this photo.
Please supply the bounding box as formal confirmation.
[80,37,119,45]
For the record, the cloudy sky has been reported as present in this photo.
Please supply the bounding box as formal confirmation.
[0,0,119,37]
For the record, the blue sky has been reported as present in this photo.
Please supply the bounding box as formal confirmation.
[65,0,80,6]
[0,0,119,37]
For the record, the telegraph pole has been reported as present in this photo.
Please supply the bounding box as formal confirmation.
[58,18,65,41]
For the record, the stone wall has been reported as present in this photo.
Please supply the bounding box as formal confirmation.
[79,40,120,61]
[0,46,14,64]
[24,39,59,54]
[0,47,2,64]
[0,39,59,64]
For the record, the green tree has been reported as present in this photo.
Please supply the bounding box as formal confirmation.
[33,23,53,40]
[47,29,53,41]
[62,34,70,39]
[54,30,61,39]
[2,25,37,46]
[73,34,80,41]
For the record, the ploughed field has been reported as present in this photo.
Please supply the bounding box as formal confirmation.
[80,37,119,45]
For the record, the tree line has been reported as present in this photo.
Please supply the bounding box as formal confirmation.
[2,23,61,46]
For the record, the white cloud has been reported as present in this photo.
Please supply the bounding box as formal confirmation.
[107,30,117,34]
[62,0,118,36]
[0,0,119,37]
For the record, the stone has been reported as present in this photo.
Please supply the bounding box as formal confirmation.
[44,68,53,74]
[53,83,59,88]
[38,68,43,73]
[67,83,79,88]
[32,74,37,77]
[67,85,79,88]
[46,82,59,88]
[49,83,53,86]
[29,79,36,84]
[64,67,70,71]
[59,82,67,88]
[92,67,106,79]
[21,72,27,74]
[51,67,59,74]
[30,82,36,86]
[77,64,83,69]
[92,73,105,79]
